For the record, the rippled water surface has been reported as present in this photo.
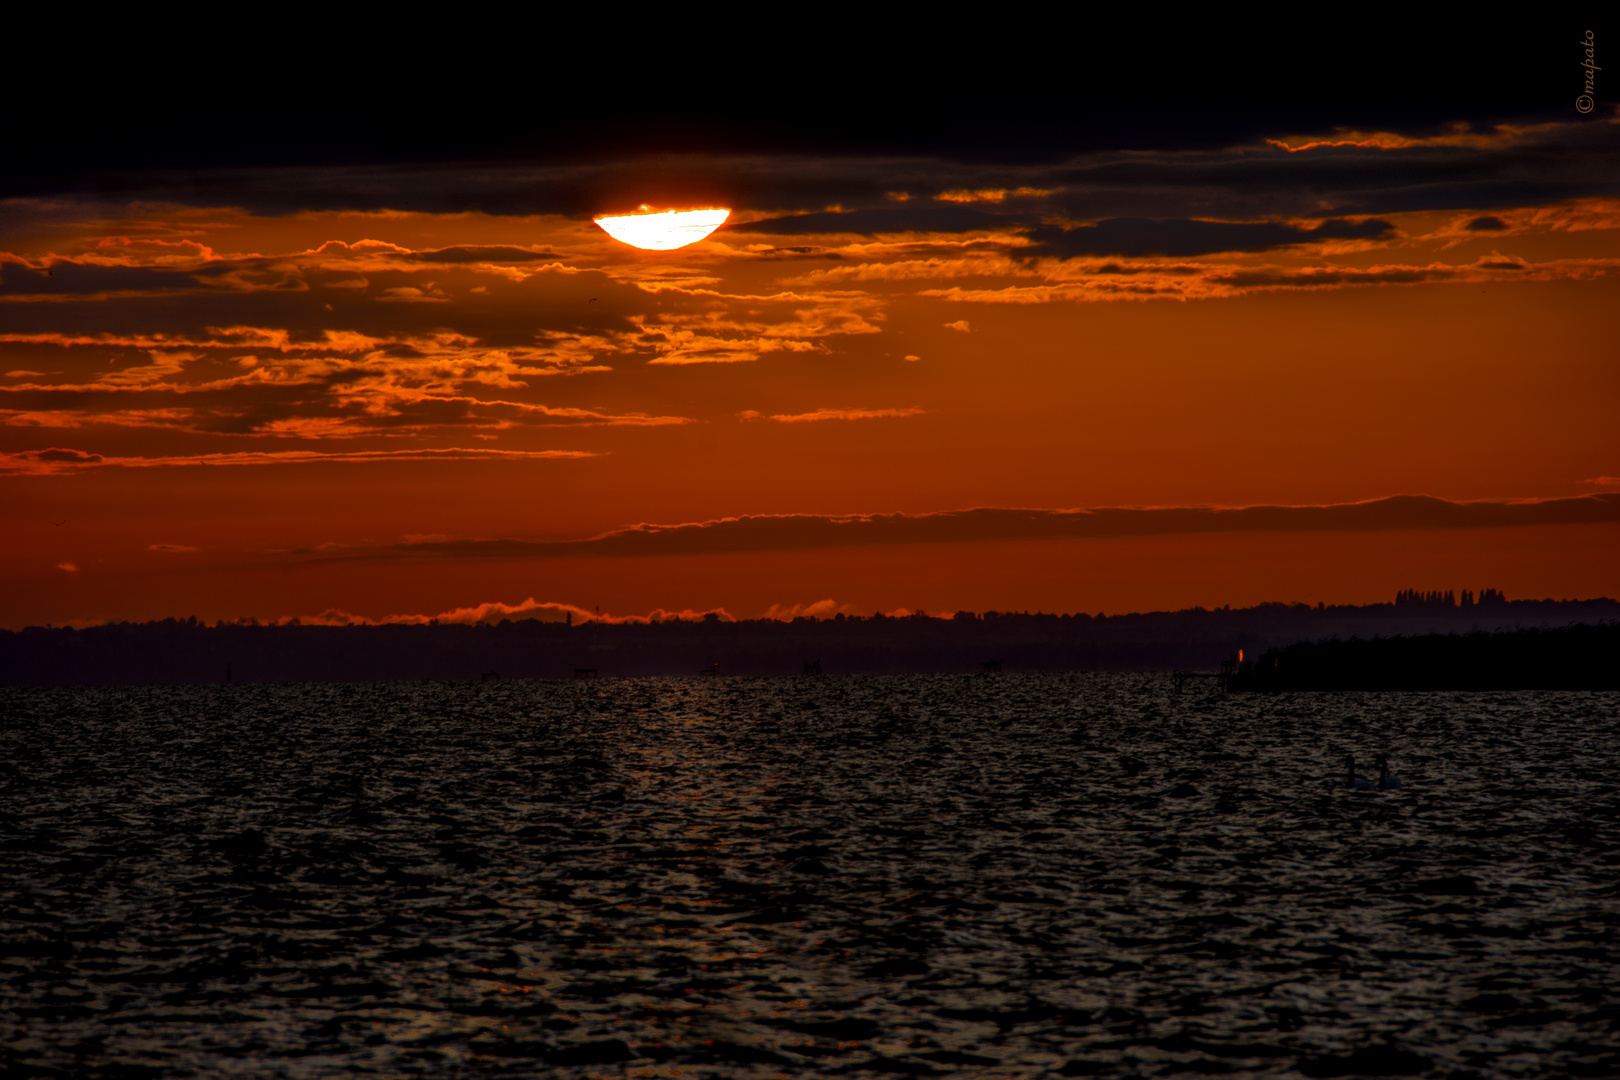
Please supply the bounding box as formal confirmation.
[3,675,1618,1078]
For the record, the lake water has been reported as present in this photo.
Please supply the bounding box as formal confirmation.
[3,675,1617,1078]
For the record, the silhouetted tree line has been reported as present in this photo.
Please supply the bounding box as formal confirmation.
[1228,623,1620,691]
[4,595,1617,687]
[1394,587,1508,609]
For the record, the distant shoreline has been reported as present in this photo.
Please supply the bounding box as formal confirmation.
[4,596,1616,687]
[1227,623,1620,692]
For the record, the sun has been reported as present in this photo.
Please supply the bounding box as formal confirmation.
[594,206,730,250]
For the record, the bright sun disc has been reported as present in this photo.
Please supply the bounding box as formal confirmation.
[594,207,730,250]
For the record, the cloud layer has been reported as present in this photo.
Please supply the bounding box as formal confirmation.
[267,598,737,628]
[5,95,1615,629]
[5,113,1616,450]
[320,495,1620,563]
[0,446,593,476]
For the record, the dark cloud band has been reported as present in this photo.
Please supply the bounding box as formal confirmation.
[327,495,1620,562]
[743,207,1009,236]
[1020,217,1395,258]
[7,117,1614,225]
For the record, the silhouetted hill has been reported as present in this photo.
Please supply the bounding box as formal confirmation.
[3,594,1616,687]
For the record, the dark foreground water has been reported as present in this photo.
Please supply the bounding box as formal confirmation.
[2,675,1617,1079]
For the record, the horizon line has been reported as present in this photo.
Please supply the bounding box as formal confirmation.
[12,591,1617,635]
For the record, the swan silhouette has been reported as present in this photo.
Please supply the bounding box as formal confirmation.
[1376,754,1401,790]
[1345,754,1374,790]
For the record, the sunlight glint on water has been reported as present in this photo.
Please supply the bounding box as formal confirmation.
[2,675,1616,1077]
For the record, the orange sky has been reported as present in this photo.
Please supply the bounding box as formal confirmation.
[4,119,1618,629]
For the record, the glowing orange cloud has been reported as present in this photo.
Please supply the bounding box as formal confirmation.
[263,598,738,627]
[3,168,1617,633]
[1264,124,1536,153]
[768,407,925,423]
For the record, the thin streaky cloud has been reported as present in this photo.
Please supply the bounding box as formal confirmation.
[1,446,597,475]
[920,256,1620,305]
[769,407,925,423]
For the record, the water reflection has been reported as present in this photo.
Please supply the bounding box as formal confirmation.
[2,675,1616,1076]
